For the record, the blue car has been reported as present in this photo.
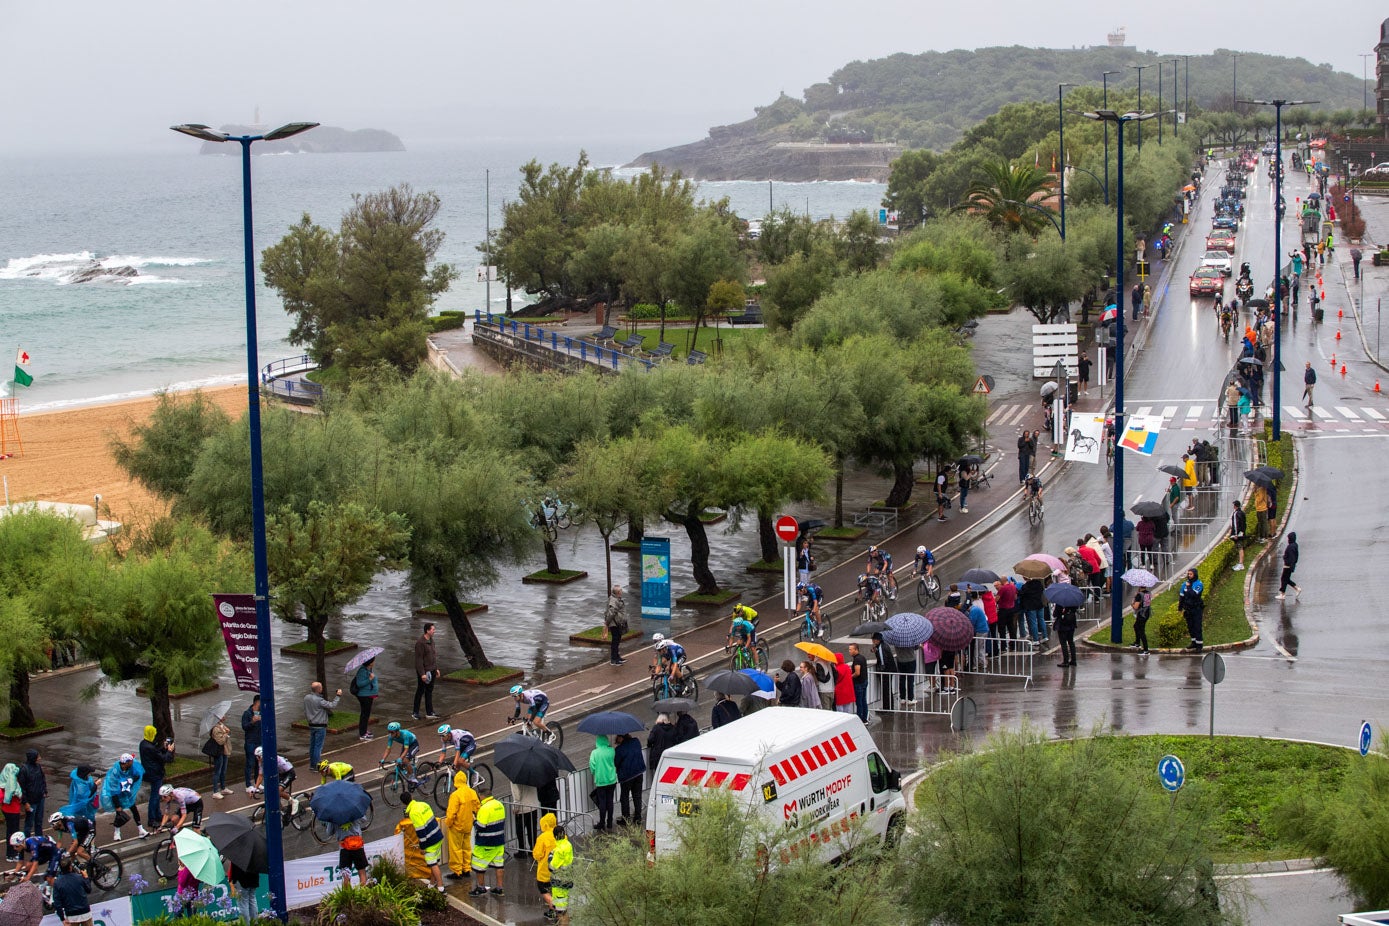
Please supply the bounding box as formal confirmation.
[1212,215,1239,229]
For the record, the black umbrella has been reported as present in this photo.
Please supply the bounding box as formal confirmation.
[1044,583,1088,608]
[1159,465,1188,479]
[957,454,983,466]
[958,568,999,585]
[1246,298,1269,310]
[1243,469,1275,491]
[203,812,268,873]
[1131,500,1166,518]
[852,621,889,637]
[704,670,760,697]
[796,519,827,534]
[493,734,576,788]
[1238,356,1264,367]
[576,711,645,736]
[650,697,698,715]
[1255,465,1284,480]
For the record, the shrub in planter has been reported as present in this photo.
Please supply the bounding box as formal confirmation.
[316,879,422,926]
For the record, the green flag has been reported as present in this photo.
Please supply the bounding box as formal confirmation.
[13,348,32,387]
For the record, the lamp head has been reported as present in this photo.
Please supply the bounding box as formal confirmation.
[169,124,227,143]
[262,122,319,141]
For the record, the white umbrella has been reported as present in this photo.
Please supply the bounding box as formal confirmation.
[198,700,234,738]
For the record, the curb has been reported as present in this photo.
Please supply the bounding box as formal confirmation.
[446,892,509,926]
[1240,431,1300,645]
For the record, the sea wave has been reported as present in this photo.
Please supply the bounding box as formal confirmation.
[0,251,210,284]
[98,255,214,269]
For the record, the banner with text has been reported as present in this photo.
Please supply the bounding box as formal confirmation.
[640,537,672,620]
[213,593,260,692]
[287,833,405,909]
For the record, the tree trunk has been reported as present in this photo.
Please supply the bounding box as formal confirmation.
[834,455,845,528]
[309,618,328,688]
[677,510,720,595]
[884,462,916,508]
[756,508,778,564]
[599,527,614,592]
[543,539,561,575]
[7,668,35,728]
[439,588,491,670]
[625,516,644,546]
[149,677,174,742]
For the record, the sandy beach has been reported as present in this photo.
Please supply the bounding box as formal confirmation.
[2,386,249,521]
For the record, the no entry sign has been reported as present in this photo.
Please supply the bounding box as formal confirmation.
[774,515,799,543]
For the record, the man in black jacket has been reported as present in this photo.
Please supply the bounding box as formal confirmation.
[16,749,46,839]
[138,729,174,828]
[869,634,899,711]
[1277,532,1301,600]
[241,696,261,793]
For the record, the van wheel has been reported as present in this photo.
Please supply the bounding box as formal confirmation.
[885,814,905,849]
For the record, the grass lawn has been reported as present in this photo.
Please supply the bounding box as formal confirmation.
[915,734,1359,863]
[676,589,741,606]
[291,710,373,734]
[164,756,212,782]
[281,638,358,656]
[569,626,642,646]
[630,325,764,358]
[817,526,868,540]
[521,568,588,584]
[442,665,524,686]
[0,717,63,740]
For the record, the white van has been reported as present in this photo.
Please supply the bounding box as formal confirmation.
[646,707,906,863]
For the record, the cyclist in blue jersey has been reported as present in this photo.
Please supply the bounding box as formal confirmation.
[1024,473,1044,506]
[857,572,885,608]
[7,831,60,888]
[508,686,552,737]
[651,634,688,686]
[795,583,825,638]
[912,545,935,579]
[381,722,420,778]
[866,546,898,599]
[49,812,95,865]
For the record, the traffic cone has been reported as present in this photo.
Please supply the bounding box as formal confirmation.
[1341,364,1347,376]
[1375,380,1381,393]
[1338,308,1344,319]
[1331,353,1336,366]
[1335,329,1342,341]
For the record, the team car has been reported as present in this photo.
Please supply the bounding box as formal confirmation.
[1189,267,1226,297]
[1205,230,1236,253]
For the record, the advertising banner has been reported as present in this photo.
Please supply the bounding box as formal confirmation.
[1064,415,1107,465]
[1119,415,1163,456]
[213,593,259,692]
[640,537,672,620]
[285,833,405,909]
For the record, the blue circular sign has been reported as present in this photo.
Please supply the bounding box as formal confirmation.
[1158,754,1185,792]
[1360,721,1373,757]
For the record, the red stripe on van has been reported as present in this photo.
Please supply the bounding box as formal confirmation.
[769,764,787,786]
[825,737,845,759]
[838,732,858,754]
[799,749,820,771]
[777,760,799,783]
[659,765,685,785]
[790,754,808,777]
[729,773,751,791]
[810,744,829,766]
[682,769,707,786]
[704,771,729,788]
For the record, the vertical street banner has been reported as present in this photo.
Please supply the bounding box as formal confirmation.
[640,537,672,620]
[213,593,260,691]
[1119,415,1163,456]
[1064,415,1107,465]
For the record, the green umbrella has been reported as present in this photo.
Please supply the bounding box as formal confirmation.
[174,827,225,886]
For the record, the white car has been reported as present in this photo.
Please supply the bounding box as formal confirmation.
[1201,250,1233,276]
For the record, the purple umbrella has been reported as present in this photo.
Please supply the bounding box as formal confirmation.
[343,647,384,674]
[925,607,974,651]
[1025,553,1065,572]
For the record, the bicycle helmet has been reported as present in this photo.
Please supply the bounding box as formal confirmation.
[917,545,926,555]
[159,784,174,797]
[509,685,524,696]
[118,753,134,765]
[49,811,66,827]
[795,582,806,592]
[655,638,673,651]
[387,722,401,733]
[652,633,665,645]
[869,545,878,552]
[317,761,331,773]
[437,724,452,736]
[8,832,24,848]
[254,747,263,758]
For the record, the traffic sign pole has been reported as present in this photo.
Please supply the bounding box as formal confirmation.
[775,515,799,613]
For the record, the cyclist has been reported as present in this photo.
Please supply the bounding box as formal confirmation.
[729,603,759,644]
[6,830,59,889]
[867,546,898,599]
[856,572,885,609]
[508,686,553,737]
[797,582,824,622]
[48,812,94,865]
[380,722,420,779]
[1024,473,1044,508]
[318,760,356,783]
[912,545,935,579]
[651,634,689,686]
[253,748,297,803]
[437,724,477,772]
[156,785,204,831]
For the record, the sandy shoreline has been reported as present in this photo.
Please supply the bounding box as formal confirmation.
[1,386,249,521]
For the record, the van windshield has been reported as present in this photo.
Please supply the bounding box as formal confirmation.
[867,753,890,793]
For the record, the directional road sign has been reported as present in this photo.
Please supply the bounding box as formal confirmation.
[1158,754,1185,793]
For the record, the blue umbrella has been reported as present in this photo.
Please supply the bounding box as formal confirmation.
[576,711,645,736]
[1044,583,1088,608]
[309,780,373,826]
[882,612,933,648]
[959,581,992,592]
[738,668,775,692]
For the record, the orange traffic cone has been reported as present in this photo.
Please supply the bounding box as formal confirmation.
[1338,308,1344,319]
[1335,329,1342,341]
[1375,380,1381,393]
[1341,364,1347,376]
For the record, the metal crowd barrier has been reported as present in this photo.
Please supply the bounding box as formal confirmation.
[868,670,961,716]
[956,634,1037,687]
[501,799,594,855]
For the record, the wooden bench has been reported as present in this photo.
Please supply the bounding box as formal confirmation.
[686,349,708,365]
[647,341,676,361]
[592,325,618,344]
[618,334,646,353]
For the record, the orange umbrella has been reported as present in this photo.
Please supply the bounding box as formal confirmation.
[794,641,836,663]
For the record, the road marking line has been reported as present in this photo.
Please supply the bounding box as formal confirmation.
[1283,406,1307,419]
[987,406,1007,424]
[1335,406,1359,419]
[1161,405,1178,419]
[1135,405,1153,418]
[1186,405,1203,418]
[1361,407,1385,420]
[1311,406,1334,420]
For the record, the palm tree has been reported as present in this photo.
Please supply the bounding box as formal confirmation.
[961,161,1058,236]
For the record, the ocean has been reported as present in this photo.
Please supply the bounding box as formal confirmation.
[0,141,886,413]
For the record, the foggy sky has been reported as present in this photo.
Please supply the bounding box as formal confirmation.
[3,0,1383,157]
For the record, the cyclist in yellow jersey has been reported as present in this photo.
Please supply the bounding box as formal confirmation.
[317,761,355,783]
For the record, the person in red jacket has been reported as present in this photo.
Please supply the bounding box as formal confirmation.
[832,653,856,714]
[1076,540,1102,594]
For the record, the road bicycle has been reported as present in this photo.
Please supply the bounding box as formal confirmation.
[430,752,494,813]
[309,792,376,846]
[795,607,830,644]
[249,791,313,831]
[1027,494,1045,526]
[724,636,769,672]
[858,589,887,624]
[378,757,439,808]
[915,572,941,606]
[650,662,699,702]
[507,713,565,750]
[53,847,122,892]
[151,824,215,880]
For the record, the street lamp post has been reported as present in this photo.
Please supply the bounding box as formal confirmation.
[1059,83,1074,240]
[1237,100,1315,442]
[1077,109,1160,642]
[170,120,318,923]
[1231,54,1242,111]
[1182,55,1191,132]
[1157,62,1164,144]
[1171,60,1181,136]
[1102,71,1120,207]
[1128,65,1152,150]
[1362,53,1375,122]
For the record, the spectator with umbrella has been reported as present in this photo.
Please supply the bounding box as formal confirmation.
[344,647,382,742]
[926,606,974,686]
[711,692,742,729]
[200,703,233,799]
[869,635,898,710]
[1130,593,1151,656]
[882,613,933,704]
[203,813,266,922]
[310,781,374,887]
[614,733,645,827]
[1044,583,1087,667]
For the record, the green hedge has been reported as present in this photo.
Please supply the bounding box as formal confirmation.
[428,311,467,333]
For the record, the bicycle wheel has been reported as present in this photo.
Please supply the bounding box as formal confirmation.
[870,600,887,622]
[818,614,832,640]
[652,676,669,702]
[432,765,454,812]
[542,722,564,750]
[249,803,266,827]
[925,574,941,600]
[380,773,404,808]
[681,675,699,702]
[290,797,313,831]
[797,617,812,644]
[1028,501,1041,526]
[754,642,769,672]
[88,849,122,892]
[916,578,930,607]
[310,815,337,846]
[153,837,178,880]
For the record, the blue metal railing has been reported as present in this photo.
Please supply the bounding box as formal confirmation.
[261,355,323,403]
[473,311,656,373]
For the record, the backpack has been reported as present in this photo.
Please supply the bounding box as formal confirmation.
[350,673,361,696]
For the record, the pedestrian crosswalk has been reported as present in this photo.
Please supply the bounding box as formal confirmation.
[986,401,1389,432]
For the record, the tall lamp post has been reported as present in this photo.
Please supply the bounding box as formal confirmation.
[1362,53,1375,122]
[170,120,318,923]
[1181,55,1191,132]
[1157,62,1164,145]
[1077,109,1160,641]
[1171,60,1181,136]
[1231,54,1242,111]
[1237,99,1314,442]
[1058,83,1074,239]
[1128,64,1152,150]
[1102,71,1120,207]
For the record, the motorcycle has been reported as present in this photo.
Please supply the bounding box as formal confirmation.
[1235,277,1253,301]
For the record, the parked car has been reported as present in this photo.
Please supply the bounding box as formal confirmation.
[1200,251,1234,276]
[1189,267,1226,297]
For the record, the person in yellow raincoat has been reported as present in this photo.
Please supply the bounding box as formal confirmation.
[549,825,574,926]
[531,812,557,919]
[443,771,480,880]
